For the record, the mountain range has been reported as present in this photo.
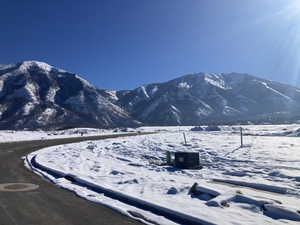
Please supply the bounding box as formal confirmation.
[1,61,300,130]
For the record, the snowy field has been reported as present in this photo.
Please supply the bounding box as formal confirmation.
[26,125,300,225]
[0,127,137,143]
[2,124,300,143]
[138,124,300,136]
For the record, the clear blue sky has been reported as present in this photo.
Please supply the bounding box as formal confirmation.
[1,0,300,90]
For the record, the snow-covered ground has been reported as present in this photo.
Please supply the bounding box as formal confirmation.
[26,125,300,225]
[0,128,136,143]
[137,124,300,135]
[2,124,300,143]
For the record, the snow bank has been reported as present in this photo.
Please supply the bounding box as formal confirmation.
[212,179,290,194]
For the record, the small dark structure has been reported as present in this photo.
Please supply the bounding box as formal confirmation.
[166,151,201,169]
[205,126,221,131]
[190,126,204,131]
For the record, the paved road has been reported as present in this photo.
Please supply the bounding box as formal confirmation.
[0,133,146,225]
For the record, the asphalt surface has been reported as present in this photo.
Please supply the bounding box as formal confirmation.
[0,133,147,225]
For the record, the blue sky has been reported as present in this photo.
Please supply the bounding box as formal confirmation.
[1,0,300,90]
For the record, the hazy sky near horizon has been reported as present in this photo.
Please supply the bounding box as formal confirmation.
[1,0,300,90]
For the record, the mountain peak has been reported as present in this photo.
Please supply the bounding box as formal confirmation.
[117,71,300,126]
[18,61,54,72]
[15,61,69,75]
[0,61,139,129]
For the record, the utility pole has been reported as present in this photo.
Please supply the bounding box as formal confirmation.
[240,127,243,148]
[183,132,187,145]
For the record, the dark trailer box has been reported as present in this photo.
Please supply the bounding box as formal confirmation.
[167,151,201,169]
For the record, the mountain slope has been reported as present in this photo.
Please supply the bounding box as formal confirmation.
[116,73,300,125]
[2,61,300,129]
[0,61,139,129]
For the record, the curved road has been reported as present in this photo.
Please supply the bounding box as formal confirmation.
[0,133,146,225]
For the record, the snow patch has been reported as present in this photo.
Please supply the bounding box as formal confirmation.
[22,102,36,116]
[139,86,150,98]
[0,63,15,71]
[178,82,191,89]
[19,61,53,73]
[222,106,241,116]
[204,74,228,89]
[37,108,57,123]
[151,86,158,94]
[170,105,181,124]
[259,81,292,101]
[195,101,214,117]
[75,75,94,88]
[0,79,4,90]
[106,90,119,101]
[46,86,59,102]
[7,81,39,103]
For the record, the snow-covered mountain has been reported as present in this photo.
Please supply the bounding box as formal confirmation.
[116,73,300,125]
[0,61,139,129]
[1,61,300,129]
